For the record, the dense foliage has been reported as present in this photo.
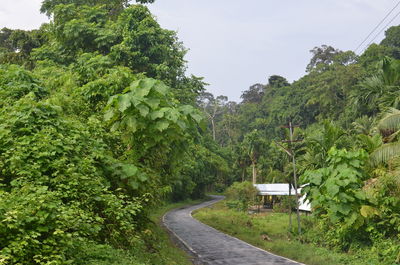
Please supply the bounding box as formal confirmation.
[197,29,400,264]
[3,0,400,263]
[225,181,258,211]
[0,1,228,264]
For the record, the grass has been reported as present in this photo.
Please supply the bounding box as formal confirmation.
[144,198,210,265]
[193,201,379,265]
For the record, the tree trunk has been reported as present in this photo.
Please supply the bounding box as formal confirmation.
[211,118,216,141]
[288,182,292,230]
[252,162,257,184]
[289,121,301,235]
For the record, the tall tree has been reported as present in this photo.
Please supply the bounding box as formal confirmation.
[306,45,356,72]
[198,92,227,141]
[243,130,267,184]
[40,0,155,16]
[240,83,264,104]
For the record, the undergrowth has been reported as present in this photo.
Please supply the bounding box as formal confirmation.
[193,201,395,265]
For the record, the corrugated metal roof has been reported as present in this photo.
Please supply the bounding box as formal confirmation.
[254,183,297,195]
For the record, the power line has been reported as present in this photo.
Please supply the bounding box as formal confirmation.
[359,6,400,55]
[355,0,400,53]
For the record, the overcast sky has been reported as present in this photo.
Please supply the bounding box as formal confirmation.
[1,0,399,102]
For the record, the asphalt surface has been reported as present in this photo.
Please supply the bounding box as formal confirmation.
[163,195,302,265]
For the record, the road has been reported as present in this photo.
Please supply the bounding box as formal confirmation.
[163,196,302,265]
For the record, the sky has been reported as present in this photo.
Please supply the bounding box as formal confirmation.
[1,0,400,102]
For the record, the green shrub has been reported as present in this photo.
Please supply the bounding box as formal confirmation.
[225,181,258,211]
[0,93,145,263]
[273,196,296,213]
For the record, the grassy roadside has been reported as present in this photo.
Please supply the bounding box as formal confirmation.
[143,197,211,265]
[193,201,374,265]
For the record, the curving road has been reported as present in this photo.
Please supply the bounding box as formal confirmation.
[163,196,303,265]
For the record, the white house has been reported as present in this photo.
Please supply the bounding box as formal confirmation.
[254,183,311,212]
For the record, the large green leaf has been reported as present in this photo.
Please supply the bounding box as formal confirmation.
[308,172,322,185]
[121,164,138,178]
[326,182,339,197]
[154,120,169,131]
[131,78,155,98]
[360,205,379,217]
[180,105,194,115]
[137,173,147,182]
[118,95,132,112]
[125,116,137,132]
[137,104,149,117]
[146,98,160,109]
[150,109,166,120]
[141,78,157,89]
[190,113,204,123]
[128,179,139,190]
[166,109,180,122]
[104,109,115,121]
[153,81,168,95]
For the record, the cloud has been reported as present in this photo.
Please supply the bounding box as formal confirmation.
[149,0,398,101]
[0,0,48,30]
[0,0,398,102]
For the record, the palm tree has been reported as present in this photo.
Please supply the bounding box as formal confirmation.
[300,121,346,171]
[370,108,400,166]
[351,115,377,136]
[352,57,400,113]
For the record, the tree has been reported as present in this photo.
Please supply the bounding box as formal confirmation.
[0,27,45,68]
[111,5,187,84]
[353,57,400,113]
[40,0,156,16]
[0,0,216,262]
[306,45,341,72]
[243,130,267,184]
[306,45,356,72]
[381,25,400,48]
[268,75,290,88]
[240,83,264,104]
[300,121,346,171]
[198,92,227,141]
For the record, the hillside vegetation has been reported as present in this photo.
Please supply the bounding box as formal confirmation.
[197,34,400,265]
[1,1,400,264]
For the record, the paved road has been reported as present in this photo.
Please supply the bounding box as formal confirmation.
[163,196,302,265]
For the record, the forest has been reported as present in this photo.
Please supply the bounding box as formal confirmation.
[0,0,399,264]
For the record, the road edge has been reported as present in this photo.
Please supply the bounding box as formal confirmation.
[163,195,304,265]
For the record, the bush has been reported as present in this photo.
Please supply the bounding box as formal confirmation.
[213,183,226,193]
[225,181,258,211]
[0,94,145,263]
[273,196,296,213]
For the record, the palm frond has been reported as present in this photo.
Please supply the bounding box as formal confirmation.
[357,134,382,153]
[382,57,400,86]
[359,76,384,104]
[387,129,400,142]
[377,108,400,132]
[352,115,376,135]
[370,142,400,166]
